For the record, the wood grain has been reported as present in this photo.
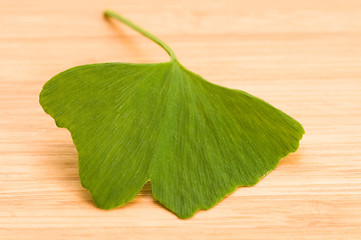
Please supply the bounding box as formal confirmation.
[1,0,361,239]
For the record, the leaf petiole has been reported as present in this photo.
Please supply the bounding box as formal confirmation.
[104,10,177,61]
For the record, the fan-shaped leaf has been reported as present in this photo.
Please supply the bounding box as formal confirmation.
[39,10,304,219]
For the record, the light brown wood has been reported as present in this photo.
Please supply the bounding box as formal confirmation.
[1,0,361,239]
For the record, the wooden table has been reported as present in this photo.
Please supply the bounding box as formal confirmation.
[1,0,361,239]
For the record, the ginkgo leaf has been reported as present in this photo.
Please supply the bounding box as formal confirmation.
[39,10,304,219]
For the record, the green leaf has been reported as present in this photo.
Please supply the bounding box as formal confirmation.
[39,10,304,219]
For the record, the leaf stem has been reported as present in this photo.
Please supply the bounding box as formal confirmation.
[104,10,177,61]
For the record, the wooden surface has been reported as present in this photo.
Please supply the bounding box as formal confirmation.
[1,0,361,239]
